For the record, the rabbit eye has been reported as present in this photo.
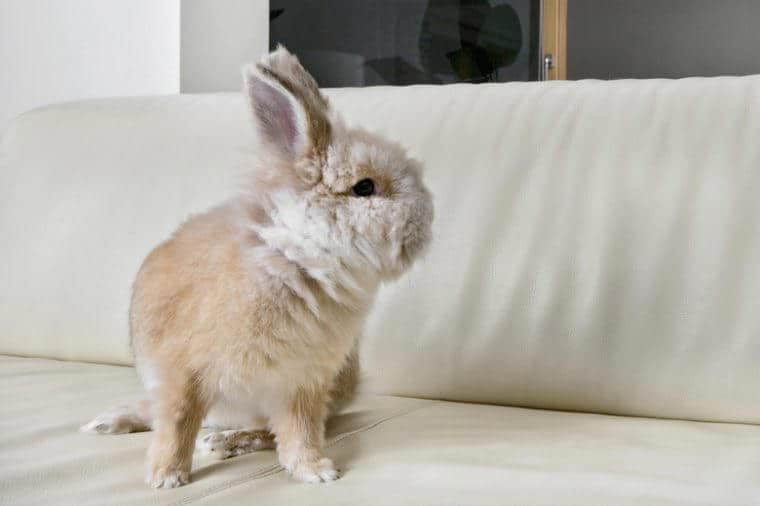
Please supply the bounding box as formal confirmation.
[352,178,375,197]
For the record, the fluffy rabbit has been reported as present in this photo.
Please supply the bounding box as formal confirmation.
[81,46,433,489]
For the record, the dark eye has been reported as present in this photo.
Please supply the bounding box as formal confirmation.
[352,178,375,197]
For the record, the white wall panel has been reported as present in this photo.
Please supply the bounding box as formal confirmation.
[0,0,181,131]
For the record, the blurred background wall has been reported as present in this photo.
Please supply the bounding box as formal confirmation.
[0,0,268,132]
[180,0,268,93]
[0,0,181,130]
[568,0,760,79]
[3,0,760,132]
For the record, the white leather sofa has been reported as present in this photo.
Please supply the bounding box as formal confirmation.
[2,77,760,505]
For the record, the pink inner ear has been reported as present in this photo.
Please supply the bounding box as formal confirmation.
[249,76,300,157]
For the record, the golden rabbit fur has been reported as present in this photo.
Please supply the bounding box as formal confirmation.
[81,46,434,489]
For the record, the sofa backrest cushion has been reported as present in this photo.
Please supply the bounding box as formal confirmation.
[2,76,760,423]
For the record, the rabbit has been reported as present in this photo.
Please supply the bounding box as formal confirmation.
[80,46,434,489]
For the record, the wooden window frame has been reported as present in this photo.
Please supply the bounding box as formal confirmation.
[542,0,567,80]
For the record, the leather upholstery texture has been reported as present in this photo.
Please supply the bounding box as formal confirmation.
[2,77,760,426]
[2,355,758,506]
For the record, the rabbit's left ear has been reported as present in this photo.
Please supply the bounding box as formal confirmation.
[243,47,331,165]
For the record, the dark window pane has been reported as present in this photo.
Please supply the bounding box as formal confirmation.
[270,0,541,86]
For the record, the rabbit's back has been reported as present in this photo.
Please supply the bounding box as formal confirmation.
[129,200,362,396]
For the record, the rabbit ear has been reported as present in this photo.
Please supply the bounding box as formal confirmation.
[243,46,331,164]
[264,45,329,111]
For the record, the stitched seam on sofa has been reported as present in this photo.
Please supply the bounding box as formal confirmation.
[171,402,439,505]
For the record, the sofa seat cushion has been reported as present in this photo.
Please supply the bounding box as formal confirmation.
[1,355,757,505]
